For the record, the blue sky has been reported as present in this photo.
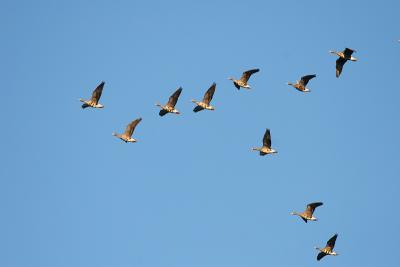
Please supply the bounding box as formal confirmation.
[1,0,399,266]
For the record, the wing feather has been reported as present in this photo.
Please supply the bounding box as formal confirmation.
[300,74,316,86]
[124,118,142,137]
[202,83,216,105]
[90,81,105,104]
[240,69,259,83]
[167,87,182,107]
[262,128,271,148]
[193,106,204,113]
[343,48,355,57]
[326,234,338,249]
[317,252,326,261]
[336,58,347,77]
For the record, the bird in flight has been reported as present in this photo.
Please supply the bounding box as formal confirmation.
[315,234,339,261]
[112,118,142,143]
[287,74,316,92]
[251,128,277,156]
[191,82,217,112]
[329,48,357,77]
[228,69,259,90]
[79,81,105,109]
[156,87,183,116]
[290,202,323,223]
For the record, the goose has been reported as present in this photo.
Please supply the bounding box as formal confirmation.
[156,87,182,116]
[228,68,259,90]
[290,202,323,223]
[252,129,277,156]
[191,82,216,112]
[79,81,105,109]
[287,74,316,92]
[112,118,142,143]
[329,48,357,77]
[315,234,339,261]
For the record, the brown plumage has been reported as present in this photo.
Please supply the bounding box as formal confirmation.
[79,81,105,109]
[156,87,182,116]
[329,48,357,77]
[316,234,339,261]
[252,128,277,156]
[112,118,142,143]
[291,202,323,223]
[192,82,216,112]
[287,74,316,92]
[228,68,259,90]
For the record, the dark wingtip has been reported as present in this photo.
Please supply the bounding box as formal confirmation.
[159,110,167,116]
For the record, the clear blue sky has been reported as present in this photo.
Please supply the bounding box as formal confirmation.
[1,0,399,266]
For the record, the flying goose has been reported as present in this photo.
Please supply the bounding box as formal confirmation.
[228,68,259,90]
[252,129,277,156]
[329,48,357,77]
[112,118,142,143]
[287,74,316,92]
[156,87,183,116]
[315,234,339,261]
[290,202,323,223]
[79,81,105,109]
[191,82,216,112]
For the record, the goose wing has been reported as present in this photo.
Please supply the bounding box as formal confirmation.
[306,202,323,213]
[193,106,204,113]
[262,128,271,148]
[167,87,182,107]
[240,68,259,83]
[317,252,327,261]
[326,234,338,249]
[159,109,168,116]
[202,83,216,105]
[90,81,105,104]
[300,74,316,86]
[336,57,347,77]
[304,202,323,217]
[124,118,142,137]
[343,48,355,57]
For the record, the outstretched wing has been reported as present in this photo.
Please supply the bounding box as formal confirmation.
[240,68,259,83]
[81,103,90,109]
[159,109,168,116]
[343,48,355,58]
[326,234,338,249]
[262,128,271,148]
[124,118,142,137]
[306,202,323,214]
[193,106,204,113]
[317,252,327,261]
[300,74,316,86]
[90,81,105,104]
[167,87,182,107]
[336,58,347,78]
[202,83,216,105]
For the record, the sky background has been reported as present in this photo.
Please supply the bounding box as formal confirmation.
[1,0,399,266]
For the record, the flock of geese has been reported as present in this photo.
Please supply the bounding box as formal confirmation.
[78,47,357,261]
